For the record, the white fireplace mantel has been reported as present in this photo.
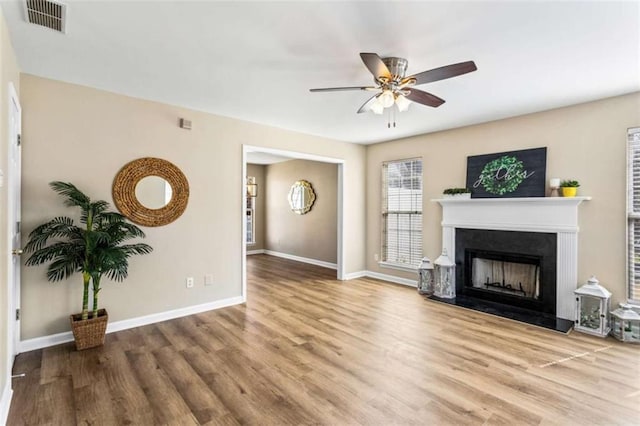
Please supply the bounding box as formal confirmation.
[433,196,591,321]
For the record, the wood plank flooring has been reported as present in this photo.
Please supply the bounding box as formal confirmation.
[8,254,640,425]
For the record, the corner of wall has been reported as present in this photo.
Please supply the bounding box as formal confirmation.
[0,6,21,421]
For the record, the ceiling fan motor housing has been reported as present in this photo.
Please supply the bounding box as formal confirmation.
[381,57,408,81]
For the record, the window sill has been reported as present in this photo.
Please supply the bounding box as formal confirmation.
[626,300,640,313]
[378,261,418,273]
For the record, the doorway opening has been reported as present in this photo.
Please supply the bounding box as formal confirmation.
[241,145,345,300]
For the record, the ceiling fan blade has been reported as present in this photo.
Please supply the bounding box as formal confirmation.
[404,89,446,107]
[310,86,377,92]
[357,94,380,114]
[405,61,477,86]
[360,52,392,80]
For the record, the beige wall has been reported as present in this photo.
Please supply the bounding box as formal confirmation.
[367,92,640,306]
[20,75,366,339]
[0,7,20,415]
[246,164,265,251]
[15,71,640,345]
[264,159,337,263]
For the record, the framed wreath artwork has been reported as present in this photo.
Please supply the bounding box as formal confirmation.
[465,147,547,198]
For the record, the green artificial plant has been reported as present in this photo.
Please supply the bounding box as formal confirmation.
[560,180,580,188]
[443,188,472,195]
[24,182,152,320]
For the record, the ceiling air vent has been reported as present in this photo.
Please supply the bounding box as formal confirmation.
[24,0,66,33]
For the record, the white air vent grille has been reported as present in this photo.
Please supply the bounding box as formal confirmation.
[25,0,66,33]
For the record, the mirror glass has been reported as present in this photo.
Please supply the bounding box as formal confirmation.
[113,157,189,227]
[135,176,173,209]
[288,180,316,215]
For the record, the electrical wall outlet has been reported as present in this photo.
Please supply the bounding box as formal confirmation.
[186,277,194,288]
[374,253,379,261]
[204,274,214,286]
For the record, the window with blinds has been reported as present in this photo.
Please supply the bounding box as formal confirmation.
[382,158,423,268]
[628,127,640,303]
[246,178,256,245]
[246,208,255,244]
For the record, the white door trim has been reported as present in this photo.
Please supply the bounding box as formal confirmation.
[7,82,21,368]
[241,145,346,301]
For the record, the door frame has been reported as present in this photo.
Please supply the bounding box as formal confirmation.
[7,82,21,366]
[241,145,345,300]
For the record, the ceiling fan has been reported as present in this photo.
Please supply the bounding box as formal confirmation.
[310,53,477,115]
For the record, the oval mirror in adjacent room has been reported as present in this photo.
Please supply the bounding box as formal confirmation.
[113,157,189,227]
[288,180,316,215]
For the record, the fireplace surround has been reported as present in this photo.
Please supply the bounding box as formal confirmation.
[434,196,590,323]
[455,228,557,314]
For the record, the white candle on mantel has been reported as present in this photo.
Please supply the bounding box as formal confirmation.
[550,178,560,188]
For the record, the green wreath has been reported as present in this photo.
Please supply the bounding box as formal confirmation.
[479,155,525,195]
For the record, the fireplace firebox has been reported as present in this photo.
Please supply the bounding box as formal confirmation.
[455,229,557,315]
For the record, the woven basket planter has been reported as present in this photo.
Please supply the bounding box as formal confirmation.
[70,309,108,350]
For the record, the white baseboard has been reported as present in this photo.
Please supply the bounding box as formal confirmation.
[19,295,245,353]
[264,250,337,270]
[246,249,266,255]
[342,270,367,280]
[344,270,417,288]
[20,330,74,352]
[0,380,12,426]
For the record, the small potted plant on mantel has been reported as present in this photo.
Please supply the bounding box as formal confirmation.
[24,182,152,350]
[560,180,580,197]
[443,188,472,199]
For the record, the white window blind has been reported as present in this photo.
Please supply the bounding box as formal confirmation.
[246,208,255,244]
[246,177,256,245]
[628,127,640,303]
[382,158,423,268]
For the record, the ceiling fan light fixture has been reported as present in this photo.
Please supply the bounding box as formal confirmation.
[380,90,395,108]
[370,100,384,115]
[395,94,411,112]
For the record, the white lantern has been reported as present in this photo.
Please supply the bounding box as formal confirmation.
[610,303,640,343]
[417,257,435,295]
[434,249,455,299]
[574,276,611,338]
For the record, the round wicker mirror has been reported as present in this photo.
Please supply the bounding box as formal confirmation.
[113,157,189,227]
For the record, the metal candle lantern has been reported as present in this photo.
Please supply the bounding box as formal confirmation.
[417,257,435,295]
[610,304,640,343]
[574,276,611,338]
[434,249,455,299]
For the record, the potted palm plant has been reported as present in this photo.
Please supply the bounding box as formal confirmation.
[24,182,152,350]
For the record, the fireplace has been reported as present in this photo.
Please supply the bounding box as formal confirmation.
[455,229,557,315]
[434,196,590,325]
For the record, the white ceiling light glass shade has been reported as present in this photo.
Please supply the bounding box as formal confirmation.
[379,90,395,108]
[370,98,384,114]
[395,94,411,112]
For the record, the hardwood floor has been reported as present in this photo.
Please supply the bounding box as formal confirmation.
[8,254,640,425]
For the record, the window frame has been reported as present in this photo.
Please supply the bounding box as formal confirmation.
[246,207,255,245]
[246,177,256,246]
[627,127,640,305]
[380,157,423,272]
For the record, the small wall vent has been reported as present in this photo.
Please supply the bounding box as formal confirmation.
[24,0,66,33]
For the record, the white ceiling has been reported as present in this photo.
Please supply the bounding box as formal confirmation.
[2,1,639,145]
[246,151,293,165]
